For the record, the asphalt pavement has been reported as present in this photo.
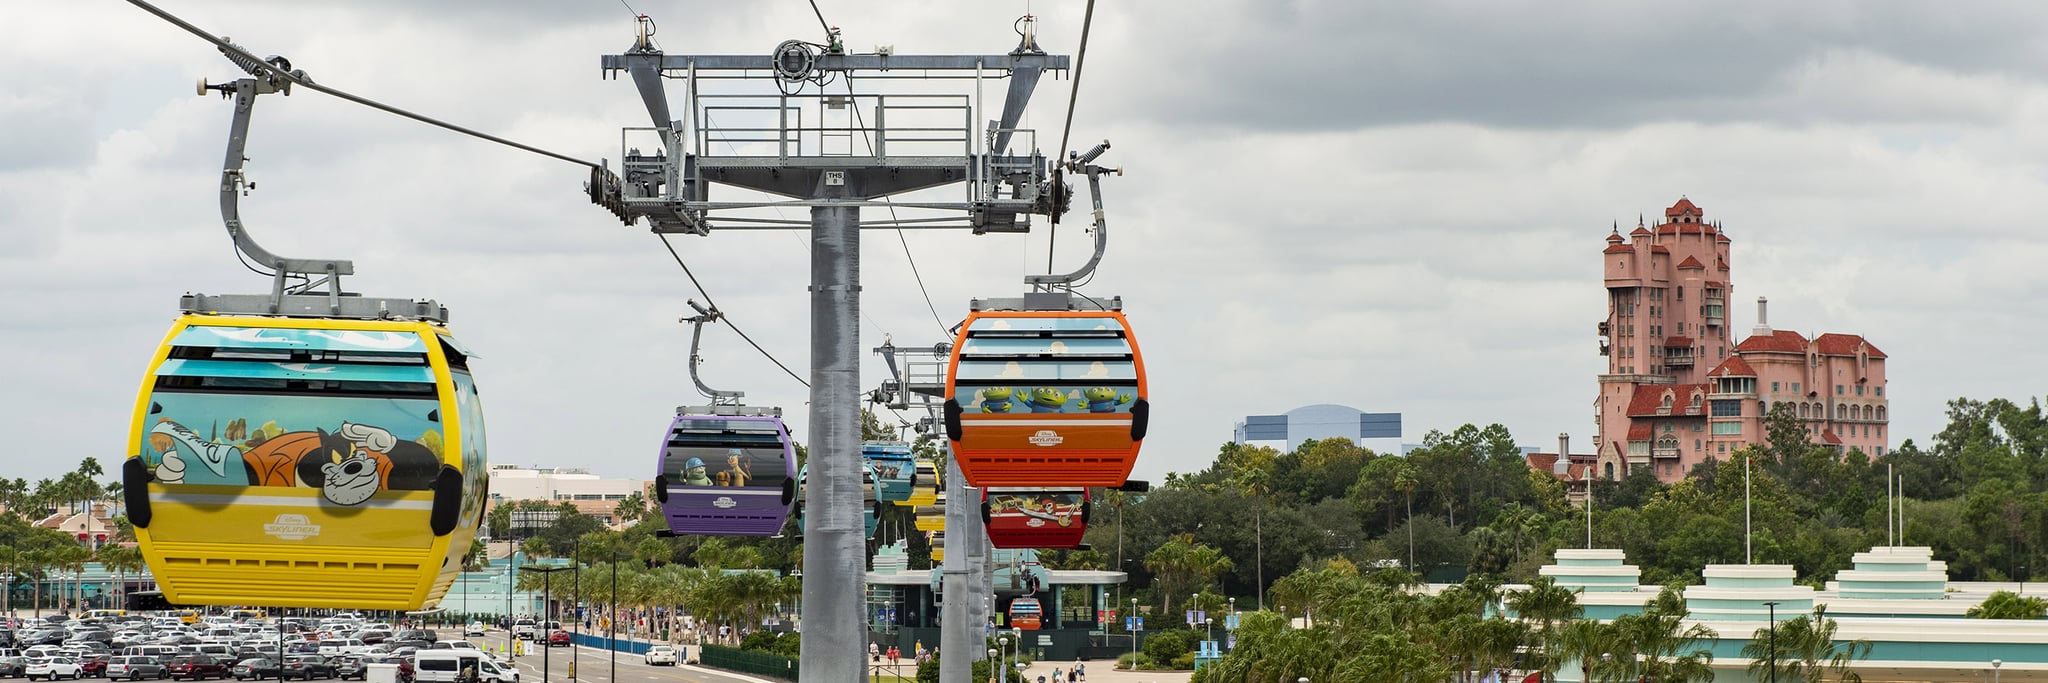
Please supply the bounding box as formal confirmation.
[447,630,774,683]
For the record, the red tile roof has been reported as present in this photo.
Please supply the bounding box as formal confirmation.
[1607,232,1626,244]
[1716,234,1731,243]
[1628,423,1653,441]
[1663,336,1695,347]
[1736,330,1809,354]
[1625,383,1712,417]
[1717,257,1729,270]
[1526,453,1559,472]
[1650,245,1671,254]
[1813,333,1887,359]
[1705,280,1724,287]
[1605,243,1634,254]
[1631,227,1654,237]
[1677,255,1705,269]
[1666,197,1702,217]
[1708,356,1757,377]
[1820,429,1843,445]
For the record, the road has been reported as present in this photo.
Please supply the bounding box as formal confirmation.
[446,630,780,683]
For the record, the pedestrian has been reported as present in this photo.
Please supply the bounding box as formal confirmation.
[1075,661,1085,682]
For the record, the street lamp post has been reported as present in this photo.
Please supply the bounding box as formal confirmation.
[522,565,573,683]
[988,648,999,683]
[1129,597,1139,668]
[1764,601,1780,683]
[998,635,1009,683]
[1994,659,2003,683]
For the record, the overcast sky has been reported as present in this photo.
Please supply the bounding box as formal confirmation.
[9,1,2048,489]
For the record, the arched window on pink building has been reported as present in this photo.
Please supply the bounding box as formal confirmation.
[1877,406,1886,421]
[1838,403,1848,419]
[1798,403,1809,418]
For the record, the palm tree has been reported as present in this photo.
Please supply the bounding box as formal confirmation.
[1227,446,1278,610]
[1612,598,1717,682]
[613,492,650,526]
[1743,607,1872,683]
[1507,577,1582,681]
[1143,533,1233,617]
[96,544,146,610]
[1967,590,2048,619]
[19,547,54,617]
[52,544,91,612]
[1559,618,1620,683]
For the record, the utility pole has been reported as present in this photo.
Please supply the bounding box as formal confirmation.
[595,18,1072,682]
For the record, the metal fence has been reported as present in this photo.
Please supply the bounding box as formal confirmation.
[699,644,800,681]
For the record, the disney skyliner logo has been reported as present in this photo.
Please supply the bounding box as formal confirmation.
[1029,430,1064,447]
[264,514,321,540]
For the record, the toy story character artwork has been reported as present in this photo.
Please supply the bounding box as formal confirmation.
[990,492,1081,528]
[1082,387,1133,413]
[145,417,442,506]
[978,387,1018,413]
[683,457,715,486]
[716,450,752,487]
[1024,387,1070,413]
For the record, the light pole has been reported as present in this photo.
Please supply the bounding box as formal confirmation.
[1129,597,1139,667]
[988,648,999,683]
[1994,659,2002,683]
[1764,601,1780,683]
[522,565,573,683]
[999,635,1010,683]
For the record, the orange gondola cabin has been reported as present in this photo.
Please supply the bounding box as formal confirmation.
[945,308,1147,487]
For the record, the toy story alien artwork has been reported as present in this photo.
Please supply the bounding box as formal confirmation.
[972,386,1134,413]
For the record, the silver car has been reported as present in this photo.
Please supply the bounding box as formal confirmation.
[108,656,170,681]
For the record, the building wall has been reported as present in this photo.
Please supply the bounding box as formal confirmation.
[1594,199,1889,484]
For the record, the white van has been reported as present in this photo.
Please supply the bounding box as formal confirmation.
[414,650,519,683]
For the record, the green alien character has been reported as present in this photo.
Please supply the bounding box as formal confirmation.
[980,387,1018,413]
[1083,387,1134,413]
[1026,387,1070,413]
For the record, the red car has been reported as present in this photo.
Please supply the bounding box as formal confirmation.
[546,631,572,648]
[80,655,111,678]
[169,655,228,681]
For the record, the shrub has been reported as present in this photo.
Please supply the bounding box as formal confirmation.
[1142,629,1196,664]
[1115,652,1154,671]
[1170,653,1195,670]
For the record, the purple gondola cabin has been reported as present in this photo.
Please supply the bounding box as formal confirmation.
[654,408,796,536]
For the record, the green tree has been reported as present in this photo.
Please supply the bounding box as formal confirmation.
[1611,586,1716,682]
[1743,607,1871,683]
[1967,590,2048,619]
[1225,443,1279,609]
[1144,533,1233,617]
[1507,576,1582,681]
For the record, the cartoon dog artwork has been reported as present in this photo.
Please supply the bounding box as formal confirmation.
[290,423,442,505]
[147,417,441,505]
[319,451,382,505]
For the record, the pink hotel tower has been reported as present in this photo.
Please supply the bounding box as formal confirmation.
[1595,198,1889,483]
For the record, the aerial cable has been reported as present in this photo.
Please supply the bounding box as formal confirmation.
[124,0,602,170]
[657,234,811,388]
[840,76,952,340]
[1049,0,1098,273]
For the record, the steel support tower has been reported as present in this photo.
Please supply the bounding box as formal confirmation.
[594,20,1071,682]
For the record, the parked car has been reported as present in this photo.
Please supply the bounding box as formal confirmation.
[106,656,169,681]
[279,656,332,681]
[25,657,83,681]
[167,655,227,681]
[327,658,364,683]
[507,621,533,642]
[458,625,483,640]
[79,654,110,678]
[544,632,569,649]
[0,656,27,678]
[640,646,677,666]
[228,659,278,682]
